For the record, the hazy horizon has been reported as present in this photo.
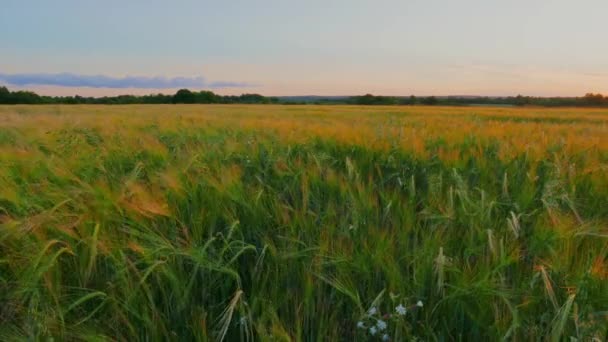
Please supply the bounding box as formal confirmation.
[2,0,607,97]
[3,84,603,99]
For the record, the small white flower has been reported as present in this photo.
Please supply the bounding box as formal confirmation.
[382,334,390,341]
[367,307,377,316]
[369,326,377,335]
[376,319,387,331]
[357,321,365,329]
[395,304,407,316]
[416,300,424,307]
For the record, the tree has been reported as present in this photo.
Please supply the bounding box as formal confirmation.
[172,89,196,103]
[352,94,399,105]
[196,90,219,103]
[239,93,270,104]
[514,95,531,106]
[9,90,42,104]
[355,94,376,105]
[583,93,604,106]
[422,96,438,105]
[0,86,9,103]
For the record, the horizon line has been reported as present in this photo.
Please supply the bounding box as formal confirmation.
[1,85,601,99]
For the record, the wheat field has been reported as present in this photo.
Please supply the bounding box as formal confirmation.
[0,105,607,340]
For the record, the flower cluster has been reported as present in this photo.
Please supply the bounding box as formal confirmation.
[356,299,424,340]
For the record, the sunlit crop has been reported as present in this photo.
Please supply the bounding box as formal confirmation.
[0,104,606,340]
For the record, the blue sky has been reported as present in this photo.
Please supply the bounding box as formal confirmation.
[1,0,607,96]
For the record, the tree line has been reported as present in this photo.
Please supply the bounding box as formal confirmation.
[1,86,607,107]
[0,87,280,105]
[349,93,608,107]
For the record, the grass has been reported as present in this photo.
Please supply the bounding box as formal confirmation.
[0,104,607,341]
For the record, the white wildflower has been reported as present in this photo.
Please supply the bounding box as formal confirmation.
[369,326,377,335]
[395,304,407,316]
[382,334,390,341]
[357,321,365,329]
[367,307,377,316]
[376,319,387,331]
[416,300,424,307]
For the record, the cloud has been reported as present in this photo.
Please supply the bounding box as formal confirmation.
[0,72,254,89]
[208,81,256,88]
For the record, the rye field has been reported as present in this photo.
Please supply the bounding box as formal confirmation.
[0,104,607,341]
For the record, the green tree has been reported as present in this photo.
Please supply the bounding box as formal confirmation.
[514,95,531,106]
[422,96,438,105]
[196,90,219,103]
[0,86,9,95]
[172,89,196,103]
[0,86,9,103]
[583,93,604,106]
[10,90,42,104]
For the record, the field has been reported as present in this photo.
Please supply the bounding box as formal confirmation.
[0,104,607,341]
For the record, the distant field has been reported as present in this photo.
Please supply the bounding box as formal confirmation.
[1,105,607,340]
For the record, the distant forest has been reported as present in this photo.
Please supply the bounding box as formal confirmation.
[1,86,607,107]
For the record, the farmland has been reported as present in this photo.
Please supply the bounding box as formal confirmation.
[0,105,607,340]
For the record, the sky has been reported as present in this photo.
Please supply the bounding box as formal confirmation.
[1,0,607,97]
